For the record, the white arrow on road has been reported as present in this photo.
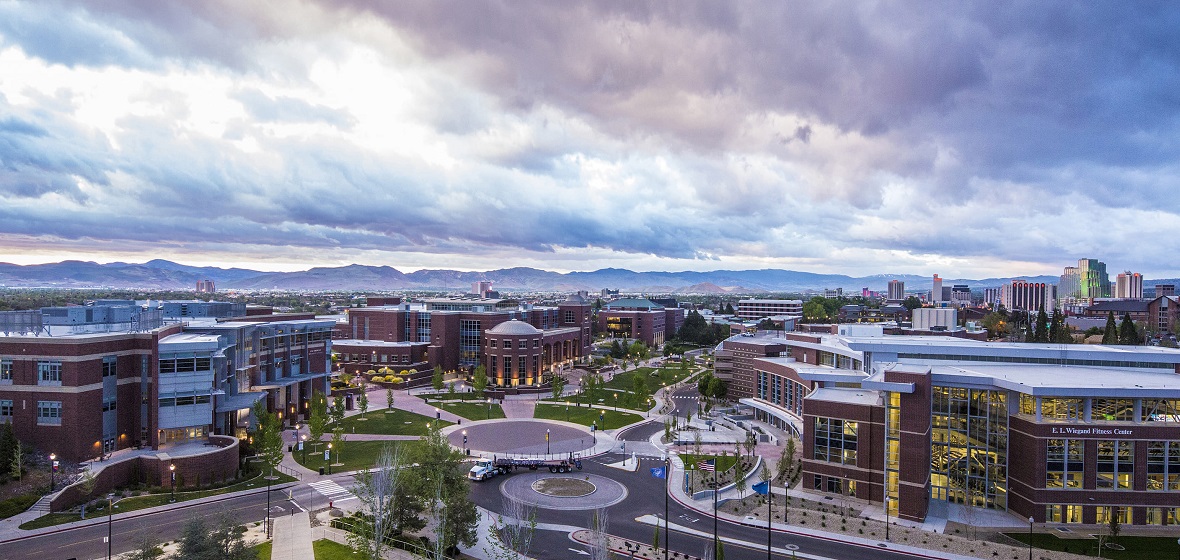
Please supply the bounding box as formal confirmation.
[568,547,590,555]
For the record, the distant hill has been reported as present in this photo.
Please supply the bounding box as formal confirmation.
[0,259,1147,294]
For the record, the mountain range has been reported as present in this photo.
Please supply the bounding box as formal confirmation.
[0,260,1174,295]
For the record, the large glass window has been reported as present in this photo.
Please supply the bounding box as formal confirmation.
[1096,440,1134,489]
[1144,399,1180,422]
[38,361,62,385]
[1046,439,1084,488]
[1040,397,1083,421]
[1096,506,1129,525]
[1046,505,1083,523]
[459,320,481,367]
[102,356,117,378]
[1147,441,1180,491]
[0,358,11,382]
[1146,507,1180,525]
[813,417,857,465]
[930,387,1008,509]
[1091,399,1135,422]
[0,399,12,418]
[36,401,62,425]
[416,314,431,343]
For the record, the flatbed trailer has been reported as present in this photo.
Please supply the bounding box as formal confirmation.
[468,453,583,480]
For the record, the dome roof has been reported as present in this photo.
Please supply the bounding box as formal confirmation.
[487,320,542,336]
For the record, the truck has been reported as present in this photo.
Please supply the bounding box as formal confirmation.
[467,454,583,481]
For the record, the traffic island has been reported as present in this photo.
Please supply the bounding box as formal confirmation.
[571,529,702,560]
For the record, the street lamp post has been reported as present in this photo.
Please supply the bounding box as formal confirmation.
[327,443,332,475]
[49,453,57,492]
[435,407,440,420]
[169,464,176,503]
[301,434,307,463]
[463,430,468,455]
[600,412,605,431]
[1028,516,1034,560]
[885,496,892,542]
[486,398,492,419]
[107,492,114,560]
[546,429,550,455]
[565,401,570,421]
[613,393,617,411]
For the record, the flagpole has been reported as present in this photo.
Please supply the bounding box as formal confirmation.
[664,456,670,560]
[713,464,718,559]
[767,479,772,560]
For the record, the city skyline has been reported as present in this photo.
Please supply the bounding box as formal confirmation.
[2,3,1179,277]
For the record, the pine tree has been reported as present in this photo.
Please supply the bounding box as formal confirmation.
[1119,314,1140,345]
[1102,311,1119,344]
[1034,305,1049,343]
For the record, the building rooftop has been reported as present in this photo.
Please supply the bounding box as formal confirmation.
[487,320,542,335]
[332,339,428,347]
[882,362,1180,398]
[805,387,882,406]
[603,298,664,310]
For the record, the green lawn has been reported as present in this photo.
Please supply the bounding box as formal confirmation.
[251,540,272,560]
[437,400,505,420]
[678,453,738,473]
[333,408,451,436]
[0,494,38,520]
[295,440,411,473]
[313,538,357,559]
[1004,533,1177,559]
[533,403,643,430]
[603,366,694,391]
[19,471,297,530]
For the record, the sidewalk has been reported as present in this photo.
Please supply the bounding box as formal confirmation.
[271,511,314,559]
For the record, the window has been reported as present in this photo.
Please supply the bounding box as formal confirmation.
[490,356,497,373]
[518,340,528,349]
[1096,506,1129,525]
[1046,439,1084,488]
[37,401,62,425]
[813,417,858,465]
[1091,399,1135,422]
[1144,399,1180,422]
[38,361,62,385]
[489,340,497,348]
[564,310,575,324]
[1147,441,1180,491]
[102,356,117,378]
[533,339,540,348]
[1097,440,1134,489]
[1146,507,1180,525]
[102,399,117,412]
[0,399,12,418]
[518,356,527,376]
[1047,505,1083,524]
[0,359,11,382]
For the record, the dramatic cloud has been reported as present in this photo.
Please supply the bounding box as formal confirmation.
[0,0,1178,278]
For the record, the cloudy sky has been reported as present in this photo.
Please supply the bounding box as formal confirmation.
[1,1,1178,277]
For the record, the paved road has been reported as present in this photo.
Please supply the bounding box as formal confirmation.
[470,455,930,560]
[0,477,356,560]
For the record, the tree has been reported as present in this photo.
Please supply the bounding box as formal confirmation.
[251,401,283,476]
[308,393,329,451]
[693,430,703,455]
[176,513,254,560]
[472,364,488,395]
[1119,314,1140,345]
[733,452,747,504]
[386,387,394,411]
[357,383,369,418]
[1033,305,1049,343]
[9,438,21,481]
[697,372,714,398]
[777,438,795,484]
[330,426,345,466]
[0,422,15,482]
[980,311,1008,339]
[588,509,610,560]
[1108,508,1121,544]
[129,528,164,560]
[550,375,566,400]
[743,430,757,458]
[341,370,354,386]
[432,366,445,393]
[802,297,829,323]
[485,496,537,560]
[330,395,346,425]
[902,296,923,311]
[1102,311,1119,344]
[756,318,778,331]
[610,340,625,359]
[407,423,478,555]
[707,376,727,400]
[349,444,404,560]
[632,374,649,408]
[724,302,735,315]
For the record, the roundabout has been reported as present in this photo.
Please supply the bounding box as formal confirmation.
[500,472,627,511]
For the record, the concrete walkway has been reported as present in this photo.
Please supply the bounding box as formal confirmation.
[271,510,314,559]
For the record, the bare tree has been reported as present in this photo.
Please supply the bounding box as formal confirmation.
[485,496,537,560]
[431,478,448,560]
[588,508,610,560]
[348,444,403,560]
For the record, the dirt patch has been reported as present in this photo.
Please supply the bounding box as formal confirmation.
[530,477,595,497]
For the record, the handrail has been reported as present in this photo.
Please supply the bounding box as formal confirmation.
[275,462,303,481]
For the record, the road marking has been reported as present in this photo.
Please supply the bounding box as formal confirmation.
[568,547,590,555]
[309,480,357,503]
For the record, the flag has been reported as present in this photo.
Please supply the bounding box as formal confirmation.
[650,466,666,479]
[697,459,715,472]
[752,480,770,495]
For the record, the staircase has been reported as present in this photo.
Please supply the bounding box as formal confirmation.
[28,495,52,516]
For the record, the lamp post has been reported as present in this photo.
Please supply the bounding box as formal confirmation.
[463,430,468,455]
[885,496,891,542]
[600,411,605,430]
[1027,516,1034,560]
[301,434,307,463]
[546,429,550,455]
[49,453,57,492]
[266,468,273,538]
[107,492,114,560]
[169,464,176,503]
[613,393,618,411]
[327,443,332,475]
[435,407,440,420]
[487,398,492,419]
[565,401,570,421]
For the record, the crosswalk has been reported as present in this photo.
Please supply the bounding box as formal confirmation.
[309,479,357,503]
